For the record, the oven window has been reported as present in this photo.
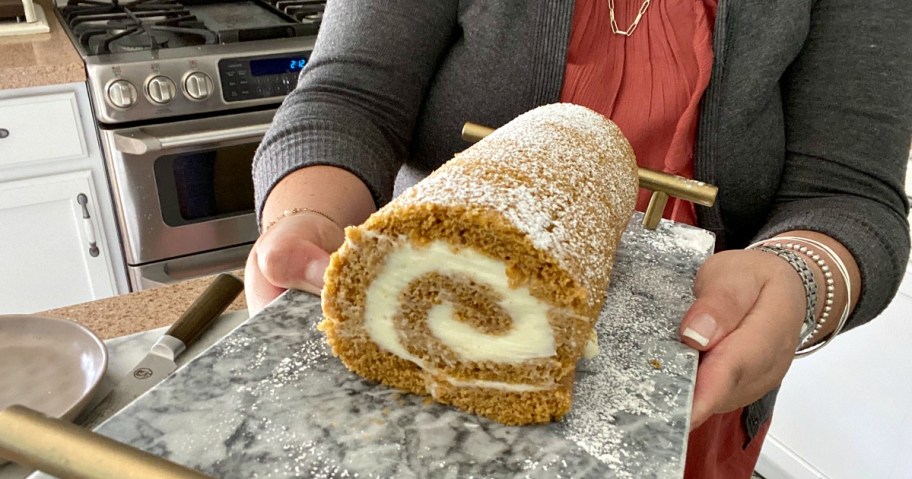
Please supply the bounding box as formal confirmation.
[154,143,256,226]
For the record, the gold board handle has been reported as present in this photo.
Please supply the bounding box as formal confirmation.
[462,122,718,230]
[0,406,211,479]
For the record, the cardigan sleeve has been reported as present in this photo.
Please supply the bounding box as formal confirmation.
[754,0,912,328]
[252,0,459,221]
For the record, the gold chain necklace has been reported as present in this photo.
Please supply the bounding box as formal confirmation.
[608,0,653,36]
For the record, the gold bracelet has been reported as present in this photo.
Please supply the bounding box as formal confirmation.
[263,207,344,232]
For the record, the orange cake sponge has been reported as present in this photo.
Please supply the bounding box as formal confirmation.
[320,103,638,425]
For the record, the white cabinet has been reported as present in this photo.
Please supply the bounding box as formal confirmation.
[0,171,116,312]
[0,82,127,313]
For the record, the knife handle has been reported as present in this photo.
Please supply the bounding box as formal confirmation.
[166,273,244,346]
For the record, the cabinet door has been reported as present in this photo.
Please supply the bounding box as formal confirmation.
[0,170,117,313]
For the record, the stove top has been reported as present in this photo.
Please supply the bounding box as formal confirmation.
[59,0,323,56]
[60,0,216,55]
[264,0,322,27]
[56,0,323,124]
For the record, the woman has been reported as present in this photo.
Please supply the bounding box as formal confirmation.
[245,0,911,477]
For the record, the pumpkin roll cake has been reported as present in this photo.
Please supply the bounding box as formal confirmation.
[319,103,638,425]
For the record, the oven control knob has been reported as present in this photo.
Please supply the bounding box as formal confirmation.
[183,72,213,101]
[106,80,137,109]
[146,76,176,105]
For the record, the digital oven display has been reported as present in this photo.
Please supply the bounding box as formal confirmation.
[249,56,308,76]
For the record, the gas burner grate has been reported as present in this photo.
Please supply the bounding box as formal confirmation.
[261,0,324,34]
[61,0,218,55]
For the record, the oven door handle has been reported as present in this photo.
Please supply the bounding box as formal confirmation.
[112,122,272,155]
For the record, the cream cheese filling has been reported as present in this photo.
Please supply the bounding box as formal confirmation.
[362,238,557,391]
[583,335,599,360]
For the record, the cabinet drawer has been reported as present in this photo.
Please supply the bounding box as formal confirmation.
[0,92,88,168]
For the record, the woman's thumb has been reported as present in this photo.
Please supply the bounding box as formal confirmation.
[257,231,333,295]
[679,254,757,351]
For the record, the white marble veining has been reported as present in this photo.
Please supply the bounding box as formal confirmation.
[91,214,714,479]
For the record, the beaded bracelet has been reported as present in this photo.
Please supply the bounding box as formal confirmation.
[772,236,853,357]
[263,207,344,233]
[747,244,819,346]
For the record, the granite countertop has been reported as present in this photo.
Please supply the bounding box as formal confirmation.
[0,0,85,90]
[39,273,247,340]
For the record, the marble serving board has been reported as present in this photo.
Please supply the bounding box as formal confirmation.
[90,215,714,479]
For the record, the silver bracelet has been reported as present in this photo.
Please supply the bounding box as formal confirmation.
[766,241,835,346]
[772,236,853,357]
[758,242,836,346]
[746,244,818,347]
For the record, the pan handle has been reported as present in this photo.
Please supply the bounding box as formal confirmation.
[0,406,212,479]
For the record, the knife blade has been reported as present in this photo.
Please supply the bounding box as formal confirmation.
[75,273,244,428]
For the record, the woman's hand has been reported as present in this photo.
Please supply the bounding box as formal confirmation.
[678,249,808,429]
[244,212,345,314]
[243,165,376,315]
[680,230,860,429]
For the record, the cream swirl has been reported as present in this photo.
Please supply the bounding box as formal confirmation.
[363,239,557,367]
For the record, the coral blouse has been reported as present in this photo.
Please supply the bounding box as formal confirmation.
[561,5,776,478]
[560,0,718,226]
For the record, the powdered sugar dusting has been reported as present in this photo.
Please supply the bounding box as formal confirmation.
[555,217,714,477]
[390,103,638,306]
[646,222,715,256]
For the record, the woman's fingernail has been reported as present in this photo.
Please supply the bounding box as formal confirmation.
[683,313,717,347]
[304,257,330,287]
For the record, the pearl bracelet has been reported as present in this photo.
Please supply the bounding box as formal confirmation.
[772,236,852,357]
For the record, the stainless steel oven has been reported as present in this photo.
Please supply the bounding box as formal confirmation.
[99,108,274,289]
[54,0,323,290]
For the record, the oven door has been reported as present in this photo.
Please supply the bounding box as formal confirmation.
[99,109,274,283]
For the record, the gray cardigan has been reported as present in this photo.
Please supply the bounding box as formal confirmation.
[254,0,911,438]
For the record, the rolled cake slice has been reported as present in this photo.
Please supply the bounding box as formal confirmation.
[320,103,638,425]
